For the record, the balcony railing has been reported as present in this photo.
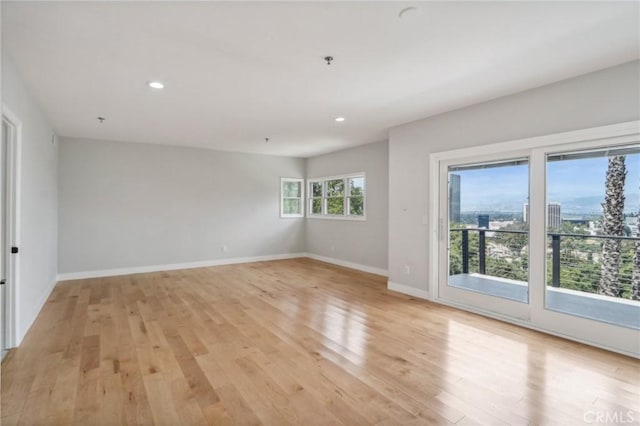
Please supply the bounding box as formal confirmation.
[450,227,640,298]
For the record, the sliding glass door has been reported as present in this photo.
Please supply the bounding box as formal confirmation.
[438,155,531,321]
[433,123,640,356]
[544,146,640,330]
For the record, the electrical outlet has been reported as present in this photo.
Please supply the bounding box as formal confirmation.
[222,245,228,253]
[404,265,411,275]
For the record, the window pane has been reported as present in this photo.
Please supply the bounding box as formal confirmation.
[311,198,322,214]
[349,197,364,216]
[447,159,530,303]
[283,181,301,198]
[283,198,300,215]
[327,197,344,215]
[312,182,322,197]
[326,179,344,197]
[348,177,364,196]
[545,146,640,329]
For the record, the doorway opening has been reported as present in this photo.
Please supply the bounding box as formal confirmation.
[1,108,21,361]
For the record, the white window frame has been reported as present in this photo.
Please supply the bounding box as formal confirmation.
[307,172,366,220]
[429,120,640,357]
[280,177,304,218]
[309,180,323,217]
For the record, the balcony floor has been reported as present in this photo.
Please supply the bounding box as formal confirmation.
[449,273,640,330]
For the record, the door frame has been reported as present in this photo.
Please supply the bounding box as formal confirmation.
[436,150,532,321]
[1,105,22,351]
[428,120,640,357]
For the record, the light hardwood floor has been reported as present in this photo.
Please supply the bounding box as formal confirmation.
[1,258,639,425]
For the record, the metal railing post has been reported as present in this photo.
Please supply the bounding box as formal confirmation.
[552,234,561,287]
[462,230,469,274]
[479,230,486,275]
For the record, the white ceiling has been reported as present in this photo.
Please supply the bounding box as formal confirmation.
[3,1,639,158]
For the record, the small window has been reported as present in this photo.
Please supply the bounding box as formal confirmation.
[326,179,345,215]
[310,181,323,215]
[280,178,304,217]
[308,173,365,219]
[347,176,365,216]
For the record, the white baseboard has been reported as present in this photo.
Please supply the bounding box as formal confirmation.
[304,253,388,277]
[56,252,387,281]
[56,253,307,281]
[387,280,431,300]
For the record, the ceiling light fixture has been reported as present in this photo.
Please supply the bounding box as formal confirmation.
[147,81,165,89]
[335,117,345,122]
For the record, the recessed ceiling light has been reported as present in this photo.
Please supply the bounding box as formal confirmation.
[335,117,345,122]
[147,81,165,89]
[398,6,421,20]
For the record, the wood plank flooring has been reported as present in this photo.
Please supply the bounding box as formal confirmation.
[1,258,639,425]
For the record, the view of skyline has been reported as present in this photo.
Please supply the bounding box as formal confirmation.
[452,154,640,215]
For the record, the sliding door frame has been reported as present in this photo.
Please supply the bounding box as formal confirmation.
[428,120,640,357]
[436,150,532,321]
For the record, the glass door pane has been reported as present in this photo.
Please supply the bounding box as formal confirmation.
[545,145,640,330]
[445,158,530,304]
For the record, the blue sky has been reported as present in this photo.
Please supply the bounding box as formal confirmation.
[453,154,640,214]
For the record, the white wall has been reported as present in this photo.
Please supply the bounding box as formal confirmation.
[305,140,388,273]
[388,60,640,294]
[59,138,388,277]
[2,57,58,343]
[58,138,305,275]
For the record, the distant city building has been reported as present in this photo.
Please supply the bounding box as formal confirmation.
[490,220,514,229]
[478,214,489,229]
[589,220,605,236]
[523,202,562,229]
[548,203,561,229]
[625,216,638,236]
[449,174,461,223]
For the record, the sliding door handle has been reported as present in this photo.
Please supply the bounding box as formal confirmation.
[10,247,18,254]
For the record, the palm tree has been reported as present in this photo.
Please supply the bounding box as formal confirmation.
[598,156,626,297]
